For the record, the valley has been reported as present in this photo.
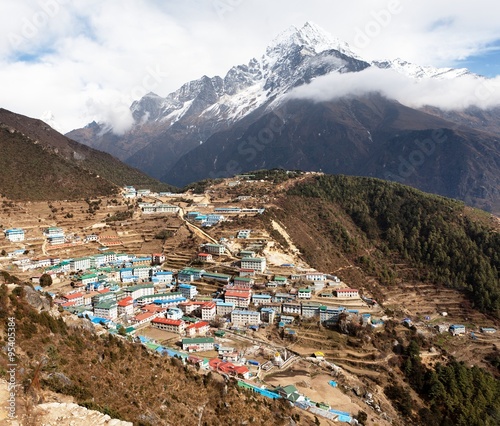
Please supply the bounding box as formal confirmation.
[1,171,499,425]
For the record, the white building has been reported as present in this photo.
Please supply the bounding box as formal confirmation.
[94,302,118,320]
[117,297,134,316]
[305,272,326,281]
[152,318,186,334]
[4,228,25,242]
[231,310,261,327]
[201,302,216,321]
[240,257,266,273]
[181,337,214,352]
[70,257,92,272]
[133,266,152,280]
[216,302,235,317]
[204,244,226,256]
[335,288,359,298]
[123,284,155,300]
[178,284,198,300]
[298,288,312,299]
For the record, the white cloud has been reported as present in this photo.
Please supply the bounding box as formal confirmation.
[288,67,500,111]
[0,0,499,133]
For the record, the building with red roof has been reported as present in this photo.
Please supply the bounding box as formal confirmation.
[185,321,210,337]
[62,292,84,306]
[151,317,186,334]
[224,290,251,308]
[117,296,134,316]
[201,302,216,321]
[334,288,359,298]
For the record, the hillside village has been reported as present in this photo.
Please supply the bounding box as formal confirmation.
[1,175,499,425]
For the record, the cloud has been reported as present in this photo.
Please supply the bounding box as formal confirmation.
[0,0,500,133]
[288,67,500,111]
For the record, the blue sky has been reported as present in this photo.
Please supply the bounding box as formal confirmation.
[458,43,500,77]
[0,0,499,132]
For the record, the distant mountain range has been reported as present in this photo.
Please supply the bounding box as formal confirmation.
[67,22,500,214]
[0,108,174,201]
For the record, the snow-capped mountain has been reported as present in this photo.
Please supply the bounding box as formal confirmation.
[372,58,474,80]
[67,22,500,213]
[130,21,368,128]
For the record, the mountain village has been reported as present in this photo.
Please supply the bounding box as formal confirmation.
[1,176,498,424]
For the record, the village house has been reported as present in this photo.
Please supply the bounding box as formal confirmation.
[153,271,174,284]
[123,284,154,300]
[297,288,312,299]
[133,265,152,280]
[70,257,92,271]
[93,301,118,320]
[203,244,226,256]
[320,306,346,325]
[152,317,186,334]
[178,268,205,282]
[197,253,213,262]
[178,283,198,300]
[151,253,166,265]
[120,268,135,283]
[231,310,261,327]
[178,301,206,315]
[117,296,134,316]
[202,271,231,284]
[130,311,159,327]
[136,292,185,307]
[62,292,84,307]
[201,302,216,321]
[141,304,168,316]
[260,302,282,313]
[240,257,266,273]
[166,307,184,320]
[273,293,296,303]
[185,321,210,337]
[260,307,276,324]
[130,257,151,267]
[82,291,99,306]
[139,203,179,214]
[4,228,25,242]
[239,268,256,278]
[252,294,272,306]
[282,302,301,315]
[216,301,235,317]
[92,252,117,267]
[225,290,251,308]
[301,302,322,318]
[335,288,359,298]
[78,273,99,287]
[208,359,250,379]
[239,250,256,258]
[274,276,288,286]
[182,337,214,352]
[237,229,251,239]
[205,214,225,226]
[305,272,326,282]
[233,276,254,288]
[449,324,466,335]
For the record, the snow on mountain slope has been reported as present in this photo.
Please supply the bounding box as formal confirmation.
[129,22,476,133]
[372,58,474,80]
[129,22,367,130]
[68,21,480,180]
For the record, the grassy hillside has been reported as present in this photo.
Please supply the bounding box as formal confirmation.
[0,126,117,200]
[0,283,303,426]
[0,108,177,199]
[274,174,499,317]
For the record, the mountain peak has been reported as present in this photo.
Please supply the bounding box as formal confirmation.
[266,21,360,59]
[373,58,473,79]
